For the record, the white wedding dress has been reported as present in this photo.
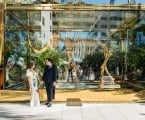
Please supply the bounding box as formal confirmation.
[26,69,40,106]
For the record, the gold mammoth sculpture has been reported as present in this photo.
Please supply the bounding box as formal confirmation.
[28,32,60,54]
[28,39,49,54]
[99,44,115,88]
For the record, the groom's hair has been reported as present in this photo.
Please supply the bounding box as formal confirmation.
[46,57,52,63]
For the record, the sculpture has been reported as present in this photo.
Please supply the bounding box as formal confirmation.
[65,38,75,61]
[56,36,115,88]
[99,44,115,88]
[28,32,60,54]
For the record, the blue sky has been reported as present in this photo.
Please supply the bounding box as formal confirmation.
[61,0,145,4]
[79,0,145,4]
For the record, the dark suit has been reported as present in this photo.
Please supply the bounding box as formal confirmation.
[42,65,57,103]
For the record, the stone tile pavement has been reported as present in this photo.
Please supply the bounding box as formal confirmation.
[0,103,145,120]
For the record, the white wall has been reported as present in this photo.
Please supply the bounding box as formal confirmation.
[41,11,52,47]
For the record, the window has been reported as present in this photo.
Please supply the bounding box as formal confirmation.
[101,25,107,28]
[110,24,117,28]
[101,32,107,36]
[101,17,107,20]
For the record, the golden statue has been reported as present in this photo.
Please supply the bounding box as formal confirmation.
[65,38,75,61]
[99,44,115,88]
[28,32,60,54]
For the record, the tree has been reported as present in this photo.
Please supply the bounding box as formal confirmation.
[29,46,67,77]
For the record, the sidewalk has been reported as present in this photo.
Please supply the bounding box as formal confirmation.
[1,85,145,120]
[0,103,145,120]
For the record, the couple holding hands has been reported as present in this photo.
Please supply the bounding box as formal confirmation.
[26,58,57,107]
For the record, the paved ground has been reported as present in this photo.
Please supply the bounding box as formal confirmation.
[0,103,145,120]
[1,78,145,119]
[1,82,145,120]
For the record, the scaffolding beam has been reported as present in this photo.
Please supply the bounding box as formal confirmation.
[2,4,145,11]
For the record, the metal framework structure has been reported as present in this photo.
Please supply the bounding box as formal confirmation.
[3,4,144,11]
[3,4,144,33]
[0,3,144,61]
[0,3,145,89]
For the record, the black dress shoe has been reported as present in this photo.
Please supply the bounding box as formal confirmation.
[45,102,48,105]
[47,103,52,107]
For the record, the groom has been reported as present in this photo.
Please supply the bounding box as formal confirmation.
[42,58,57,107]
